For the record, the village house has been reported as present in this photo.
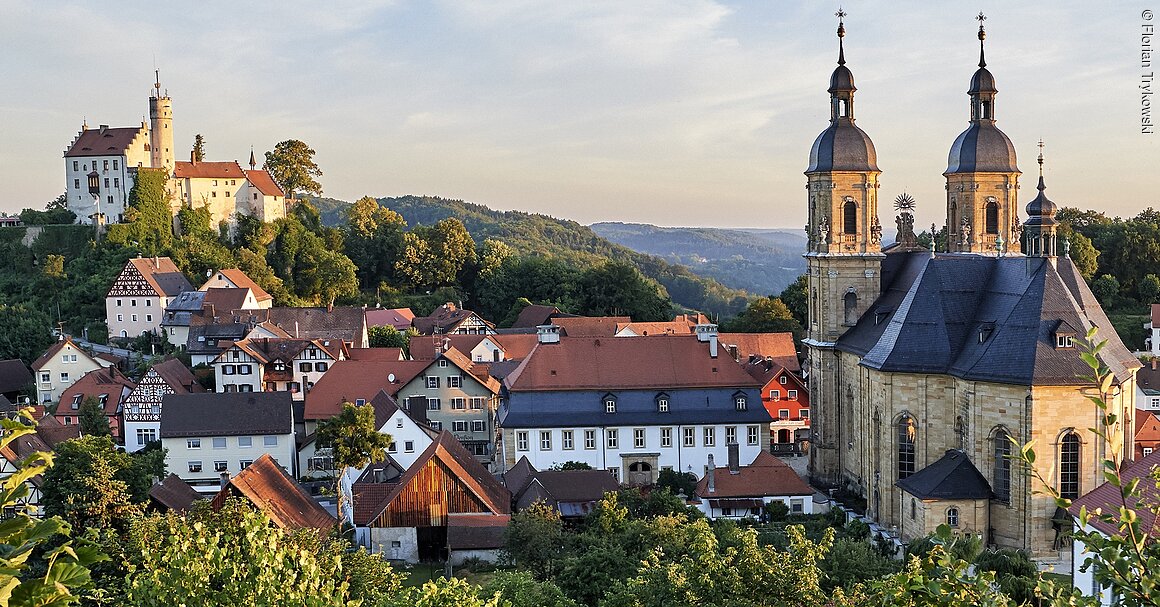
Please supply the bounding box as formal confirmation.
[211,453,333,533]
[1135,360,1160,411]
[122,358,204,452]
[105,256,193,339]
[63,122,151,225]
[412,302,495,335]
[741,355,810,454]
[55,367,135,441]
[199,268,274,308]
[504,456,620,517]
[694,448,816,519]
[172,158,287,227]
[31,337,114,405]
[1133,410,1160,460]
[0,360,33,405]
[227,306,370,348]
[210,336,346,398]
[147,474,203,513]
[161,391,296,494]
[499,326,771,482]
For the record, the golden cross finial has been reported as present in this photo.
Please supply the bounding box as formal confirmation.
[835,7,847,64]
[1037,139,1045,175]
[836,7,847,21]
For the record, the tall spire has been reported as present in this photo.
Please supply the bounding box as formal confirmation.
[1024,139,1058,257]
[836,7,847,66]
[976,12,987,67]
[249,147,257,171]
[1036,139,1045,183]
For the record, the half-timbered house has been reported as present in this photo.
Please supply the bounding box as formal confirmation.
[211,337,346,399]
[105,256,193,339]
[122,359,204,452]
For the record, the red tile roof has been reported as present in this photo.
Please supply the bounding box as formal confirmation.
[493,334,540,361]
[1070,448,1160,539]
[57,368,136,415]
[505,336,761,391]
[126,257,194,298]
[149,474,203,512]
[64,126,147,157]
[244,170,284,197]
[1134,410,1160,460]
[32,338,105,372]
[150,359,205,393]
[717,333,799,372]
[553,316,630,337]
[303,359,427,421]
[210,269,273,303]
[365,308,415,330]
[694,451,813,499]
[511,305,562,329]
[174,160,246,179]
[211,454,334,532]
[347,348,406,361]
[615,321,694,336]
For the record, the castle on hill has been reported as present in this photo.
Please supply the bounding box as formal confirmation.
[63,72,286,227]
[805,14,1139,557]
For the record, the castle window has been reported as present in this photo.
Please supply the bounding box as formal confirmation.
[1060,432,1081,499]
[843,291,858,326]
[843,199,857,234]
[994,430,1012,503]
[985,200,999,234]
[898,416,916,480]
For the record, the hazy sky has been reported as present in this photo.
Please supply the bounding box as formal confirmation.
[1,1,1155,230]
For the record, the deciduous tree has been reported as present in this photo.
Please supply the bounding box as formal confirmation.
[78,396,111,437]
[315,402,391,528]
[263,139,323,199]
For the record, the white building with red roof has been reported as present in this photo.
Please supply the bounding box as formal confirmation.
[105,256,194,339]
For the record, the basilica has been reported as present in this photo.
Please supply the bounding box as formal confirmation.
[804,16,1140,556]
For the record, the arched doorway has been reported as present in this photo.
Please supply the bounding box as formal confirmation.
[628,462,652,486]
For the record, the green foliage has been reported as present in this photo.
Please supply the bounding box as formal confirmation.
[504,501,564,579]
[107,168,173,256]
[40,435,163,531]
[191,134,206,162]
[0,304,54,365]
[779,274,807,326]
[655,468,697,497]
[368,325,411,349]
[344,196,406,288]
[316,401,392,526]
[973,548,1038,604]
[20,205,77,226]
[480,570,577,607]
[1091,273,1120,305]
[550,461,592,470]
[574,261,672,321]
[385,577,503,607]
[1140,273,1160,303]
[42,254,67,279]
[720,296,803,342]
[395,218,477,289]
[0,408,108,607]
[818,537,899,591]
[264,139,323,199]
[78,396,111,437]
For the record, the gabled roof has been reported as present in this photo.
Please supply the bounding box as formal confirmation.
[447,513,511,550]
[1070,448,1160,539]
[58,368,136,414]
[523,469,621,504]
[231,307,367,345]
[303,359,428,421]
[244,170,284,198]
[503,456,538,495]
[717,333,799,373]
[64,126,147,157]
[352,431,511,526]
[410,334,492,360]
[0,360,33,394]
[133,257,193,297]
[492,334,540,361]
[150,359,204,394]
[149,473,203,512]
[202,288,255,315]
[365,308,415,330]
[211,454,334,532]
[412,304,493,335]
[32,338,102,371]
[438,348,502,393]
[896,449,994,500]
[511,305,564,329]
[161,392,293,438]
[694,451,813,499]
[505,336,761,392]
[1138,365,1160,396]
[202,269,273,303]
[838,253,1140,386]
[1135,410,1160,444]
[174,160,246,180]
[223,337,344,365]
[553,316,630,337]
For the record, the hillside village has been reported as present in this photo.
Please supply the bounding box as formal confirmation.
[3,9,1160,607]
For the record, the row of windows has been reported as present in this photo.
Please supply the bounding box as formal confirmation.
[418,397,486,411]
[768,389,800,400]
[114,298,152,307]
[187,436,279,449]
[73,160,120,172]
[136,428,158,445]
[188,459,255,473]
[41,372,71,384]
[603,393,749,414]
[426,375,463,389]
[451,420,487,433]
[515,425,761,452]
[115,314,152,323]
[775,408,810,420]
[220,364,253,375]
[76,177,121,190]
[220,384,255,393]
[60,353,79,364]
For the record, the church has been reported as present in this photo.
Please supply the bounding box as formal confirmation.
[804,15,1140,557]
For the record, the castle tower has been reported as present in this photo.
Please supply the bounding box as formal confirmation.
[1023,142,1058,257]
[805,11,883,486]
[945,14,1021,254]
[148,70,174,172]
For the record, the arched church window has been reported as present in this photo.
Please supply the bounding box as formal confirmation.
[985,200,999,234]
[1060,432,1081,499]
[981,100,992,120]
[946,507,960,527]
[898,416,916,480]
[838,99,849,118]
[843,199,857,234]
[843,291,858,326]
[994,429,1012,503]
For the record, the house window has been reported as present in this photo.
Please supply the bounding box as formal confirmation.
[40,372,50,383]
[73,179,80,189]
[608,467,619,482]
[187,461,202,473]
[263,435,278,447]
[316,362,328,372]
[562,430,574,450]
[240,460,253,469]
[779,376,788,385]
[214,461,228,472]
[660,427,672,448]
[516,431,529,451]
[604,395,617,414]
[747,425,759,446]
[843,199,857,234]
[607,429,619,449]
[791,499,804,514]
[145,314,152,322]
[238,436,253,448]
[788,390,798,400]
[451,398,466,410]
[800,409,810,419]
[734,395,747,410]
[72,161,78,171]
[70,394,82,409]
[725,426,737,445]
[117,314,123,322]
[898,416,917,480]
[187,439,201,449]
[683,427,695,447]
[453,421,468,432]
[703,426,715,447]
[427,398,441,410]
[634,428,646,449]
[114,177,119,188]
[213,437,226,449]
[540,431,552,450]
[426,376,439,389]
[299,362,312,373]
[113,159,118,170]
[388,441,397,453]
[469,397,485,409]
[985,201,999,234]
[947,507,960,527]
[63,417,72,425]
[438,359,449,368]
[779,409,790,419]
[60,372,69,383]
[910,498,916,520]
[355,399,366,406]
[1060,432,1081,500]
[447,376,462,388]
[472,420,485,433]
[404,440,414,452]
[994,430,1012,503]
[656,394,669,412]
[584,430,596,450]
[1056,334,1074,348]
[1145,447,1154,456]
[222,365,236,375]
[136,428,156,445]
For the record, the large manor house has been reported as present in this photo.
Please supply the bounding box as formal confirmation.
[62,72,286,227]
[805,17,1140,556]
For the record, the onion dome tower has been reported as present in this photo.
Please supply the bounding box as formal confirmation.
[1023,142,1058,257]
[945,14,1021,254]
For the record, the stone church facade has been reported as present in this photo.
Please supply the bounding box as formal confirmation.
[805,17,1140,557]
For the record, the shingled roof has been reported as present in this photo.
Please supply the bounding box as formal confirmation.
[718,333,800,372]
[837,252,1139,386]
[695,451,813,499]
[161,391,292,438]
[511,305,565,329]
[64,126,147,157]
[553,316,630,337]
[1070,448,1160,539]
[896,449,994,500]
[244,170,284,198]
[230,307,367,346]
[58,367,135,415]
[303,359,428,421]
[149,474,203,513]
[212,454,334,532]
[122,257,194,298]
[0,360,32,396]
[174,160,246,179]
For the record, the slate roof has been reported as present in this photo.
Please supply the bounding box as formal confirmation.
[896,449,994,500]
[946,121,1019,174]
[202,288,255,313]
[0,360,32,396]
[447,514,510,550]
[225,337,345,365]
[212,454,334,532]
[806,115,879,173]
[149,474,203,512]
[160,391,292,438]
[174,160,246,179]
[64,126,147,157]
[837,252,1140,386]
[718,333,800,372]
[522,470,620,505]
[695,451,813,499]
[1070,448,1160,539]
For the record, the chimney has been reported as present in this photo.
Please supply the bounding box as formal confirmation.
[190,150,196,164]
[706,454,716,494]
[710,333,718,359]
[728,442,740,474]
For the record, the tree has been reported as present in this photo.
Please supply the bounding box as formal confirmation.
[655,468,697,498]
[1058,224,1099,280]
[368,325,411,349]
[1140,273,1160,304]
[550,461,592,470]
[818,537,898,591]
[503,501,564,579]
[721,296,803,341]
[46,192,68,210]
[1091,273,1120,305]
[78,396,111,437]
[43,254,67,279]
[344,196,405,288]
[315,402,391,528]
[480,571,577,607]
[575,261,672,321]
[385,578,503,607]
[107,167,173,255]
[0,305,54,365]
[263,139,323,199]
[778,274,807,326]
[191,134,206,162]
[40,435,163,530]
[0,408,107,607]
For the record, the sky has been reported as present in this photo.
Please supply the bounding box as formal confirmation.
[0,0,1155,230]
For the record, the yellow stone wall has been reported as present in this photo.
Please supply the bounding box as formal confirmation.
[945,172,1021,254]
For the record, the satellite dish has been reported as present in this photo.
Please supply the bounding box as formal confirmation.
[388,373,396,383]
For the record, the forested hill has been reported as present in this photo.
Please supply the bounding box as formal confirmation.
[310,195,751,316]
[591,222,807,296]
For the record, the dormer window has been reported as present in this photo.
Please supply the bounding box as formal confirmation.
[655,393,669,413]
[1054,320,1077,349]
[733,391,748,411]
[604,394,617,414]
[978,321,996,343]
[1056,334,1074,349]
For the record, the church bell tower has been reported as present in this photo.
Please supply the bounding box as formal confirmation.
[804,11,883,486]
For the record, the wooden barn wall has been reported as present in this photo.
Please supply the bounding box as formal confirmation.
[375,458,490,527]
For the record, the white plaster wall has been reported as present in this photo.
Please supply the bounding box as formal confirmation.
[369,527,419,563]
[163,433,295,492]
[107,295,168,338]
